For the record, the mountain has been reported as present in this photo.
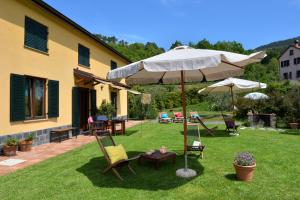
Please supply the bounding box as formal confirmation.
[255,36,300,50]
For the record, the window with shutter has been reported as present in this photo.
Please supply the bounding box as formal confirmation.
[24,16,48,53]
[78,44,90,67]
[48,80,59,118]
[111,60,117,70]
[24,77,46,119]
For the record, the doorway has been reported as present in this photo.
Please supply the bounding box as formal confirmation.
[110,91,117,118]
[72,87,90,132]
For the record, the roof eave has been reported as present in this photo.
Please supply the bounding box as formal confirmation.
[31,0,132,63]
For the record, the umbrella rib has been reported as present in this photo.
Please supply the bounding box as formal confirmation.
[159,72,166,84]
[221,61,244,69]
[198,69,207,82]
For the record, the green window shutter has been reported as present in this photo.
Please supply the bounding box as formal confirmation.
[48,80,59,118]
[90,89,97,118]
[78,44,90,67]
[72,87,80,133]
[10,74,25,121]
[25,17,48,52]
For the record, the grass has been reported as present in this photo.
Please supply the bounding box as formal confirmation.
[0,123,299,200]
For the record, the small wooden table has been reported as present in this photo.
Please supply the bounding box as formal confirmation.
[138,151,176,169]
[111,119,125,135]
[50,127,76,143]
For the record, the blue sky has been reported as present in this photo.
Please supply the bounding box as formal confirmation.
[44,0,300,50]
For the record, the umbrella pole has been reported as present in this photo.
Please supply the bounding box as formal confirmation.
[230,86,234,112]
[176,71,196,178]
[180,71,188,170]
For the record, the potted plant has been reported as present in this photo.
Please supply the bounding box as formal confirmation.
[3,137,19,156]
[19,133,35,152]
[98,100,116,120]
[233,152,256,181]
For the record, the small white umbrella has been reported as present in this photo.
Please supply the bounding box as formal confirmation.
[198,78,267,109]
[244,92,269,100]
[108,46,266,177]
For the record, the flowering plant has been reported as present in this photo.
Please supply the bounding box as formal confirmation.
[234,152,256,166]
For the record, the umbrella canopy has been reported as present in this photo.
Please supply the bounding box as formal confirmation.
[108,46,266,84]
[107,46,266,176]
[244,92,269,100]
[198,78,267,94]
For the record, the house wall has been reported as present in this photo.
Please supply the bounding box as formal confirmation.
[279,46,300,81]
[0,0,129,136]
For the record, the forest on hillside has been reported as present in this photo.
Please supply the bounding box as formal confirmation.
[95,34,281,83]
[95,34,300,127]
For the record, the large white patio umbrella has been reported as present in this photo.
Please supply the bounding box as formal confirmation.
[244,92,269,100]
[107,46,266,178]
[198,77,267,110]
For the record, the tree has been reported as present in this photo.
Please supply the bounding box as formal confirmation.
[169,40,183,50]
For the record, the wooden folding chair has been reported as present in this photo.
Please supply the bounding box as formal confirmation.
[222,113,239,134]
[94,133,140,181]
[195,116,216,136]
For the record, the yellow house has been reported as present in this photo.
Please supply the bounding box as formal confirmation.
[0,0,131,147]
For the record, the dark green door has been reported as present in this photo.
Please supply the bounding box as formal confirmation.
[72,87,80,134]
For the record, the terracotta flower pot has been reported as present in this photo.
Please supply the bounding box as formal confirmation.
[3,145,17,156]
[234,162,256,181]
[19,140,33,152]
[289,123,299,130]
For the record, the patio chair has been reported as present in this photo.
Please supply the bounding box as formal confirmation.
[195,116,216,136]
[222,113,239,134]
[158,112,172,123]
[173,112,184,123]
[94,132,140,181]
[190,111,201,123]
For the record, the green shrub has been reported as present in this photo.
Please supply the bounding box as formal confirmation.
[25,133,35,141]
[5,137,18,146]
[97,101,116,119]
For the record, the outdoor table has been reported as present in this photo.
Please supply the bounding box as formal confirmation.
[111,119,125,135]
[138,150,176,169]
[50,127,76,142]
[91,121,110,135]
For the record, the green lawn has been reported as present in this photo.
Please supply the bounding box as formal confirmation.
[0,123,299,200]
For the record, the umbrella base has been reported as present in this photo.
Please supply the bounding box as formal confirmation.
[176,168,197,178]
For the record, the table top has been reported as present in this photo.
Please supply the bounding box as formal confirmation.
[141,150,176,160]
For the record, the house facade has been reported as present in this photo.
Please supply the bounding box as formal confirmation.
[0,0,130,147]
[279,40,300,81]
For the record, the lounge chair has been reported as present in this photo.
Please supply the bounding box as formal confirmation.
[158,112,172,123]
[173,112,184,123]
[195,116,216,136]
[222,113,239,134]
[190,111,201,123]
[94,132,140,181]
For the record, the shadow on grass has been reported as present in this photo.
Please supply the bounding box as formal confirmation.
[224,173,238,181]
[180,129,230,138]
[124,130,139,136]
[281,130,300,136]
[76,151,204,190]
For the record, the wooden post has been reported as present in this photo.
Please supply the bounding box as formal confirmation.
[230,85,234,112]
[180,71,187,155]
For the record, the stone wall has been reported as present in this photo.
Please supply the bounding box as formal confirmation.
[0,124,72,154]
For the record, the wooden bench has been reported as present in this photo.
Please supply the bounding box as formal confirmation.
[50,127,77,143]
